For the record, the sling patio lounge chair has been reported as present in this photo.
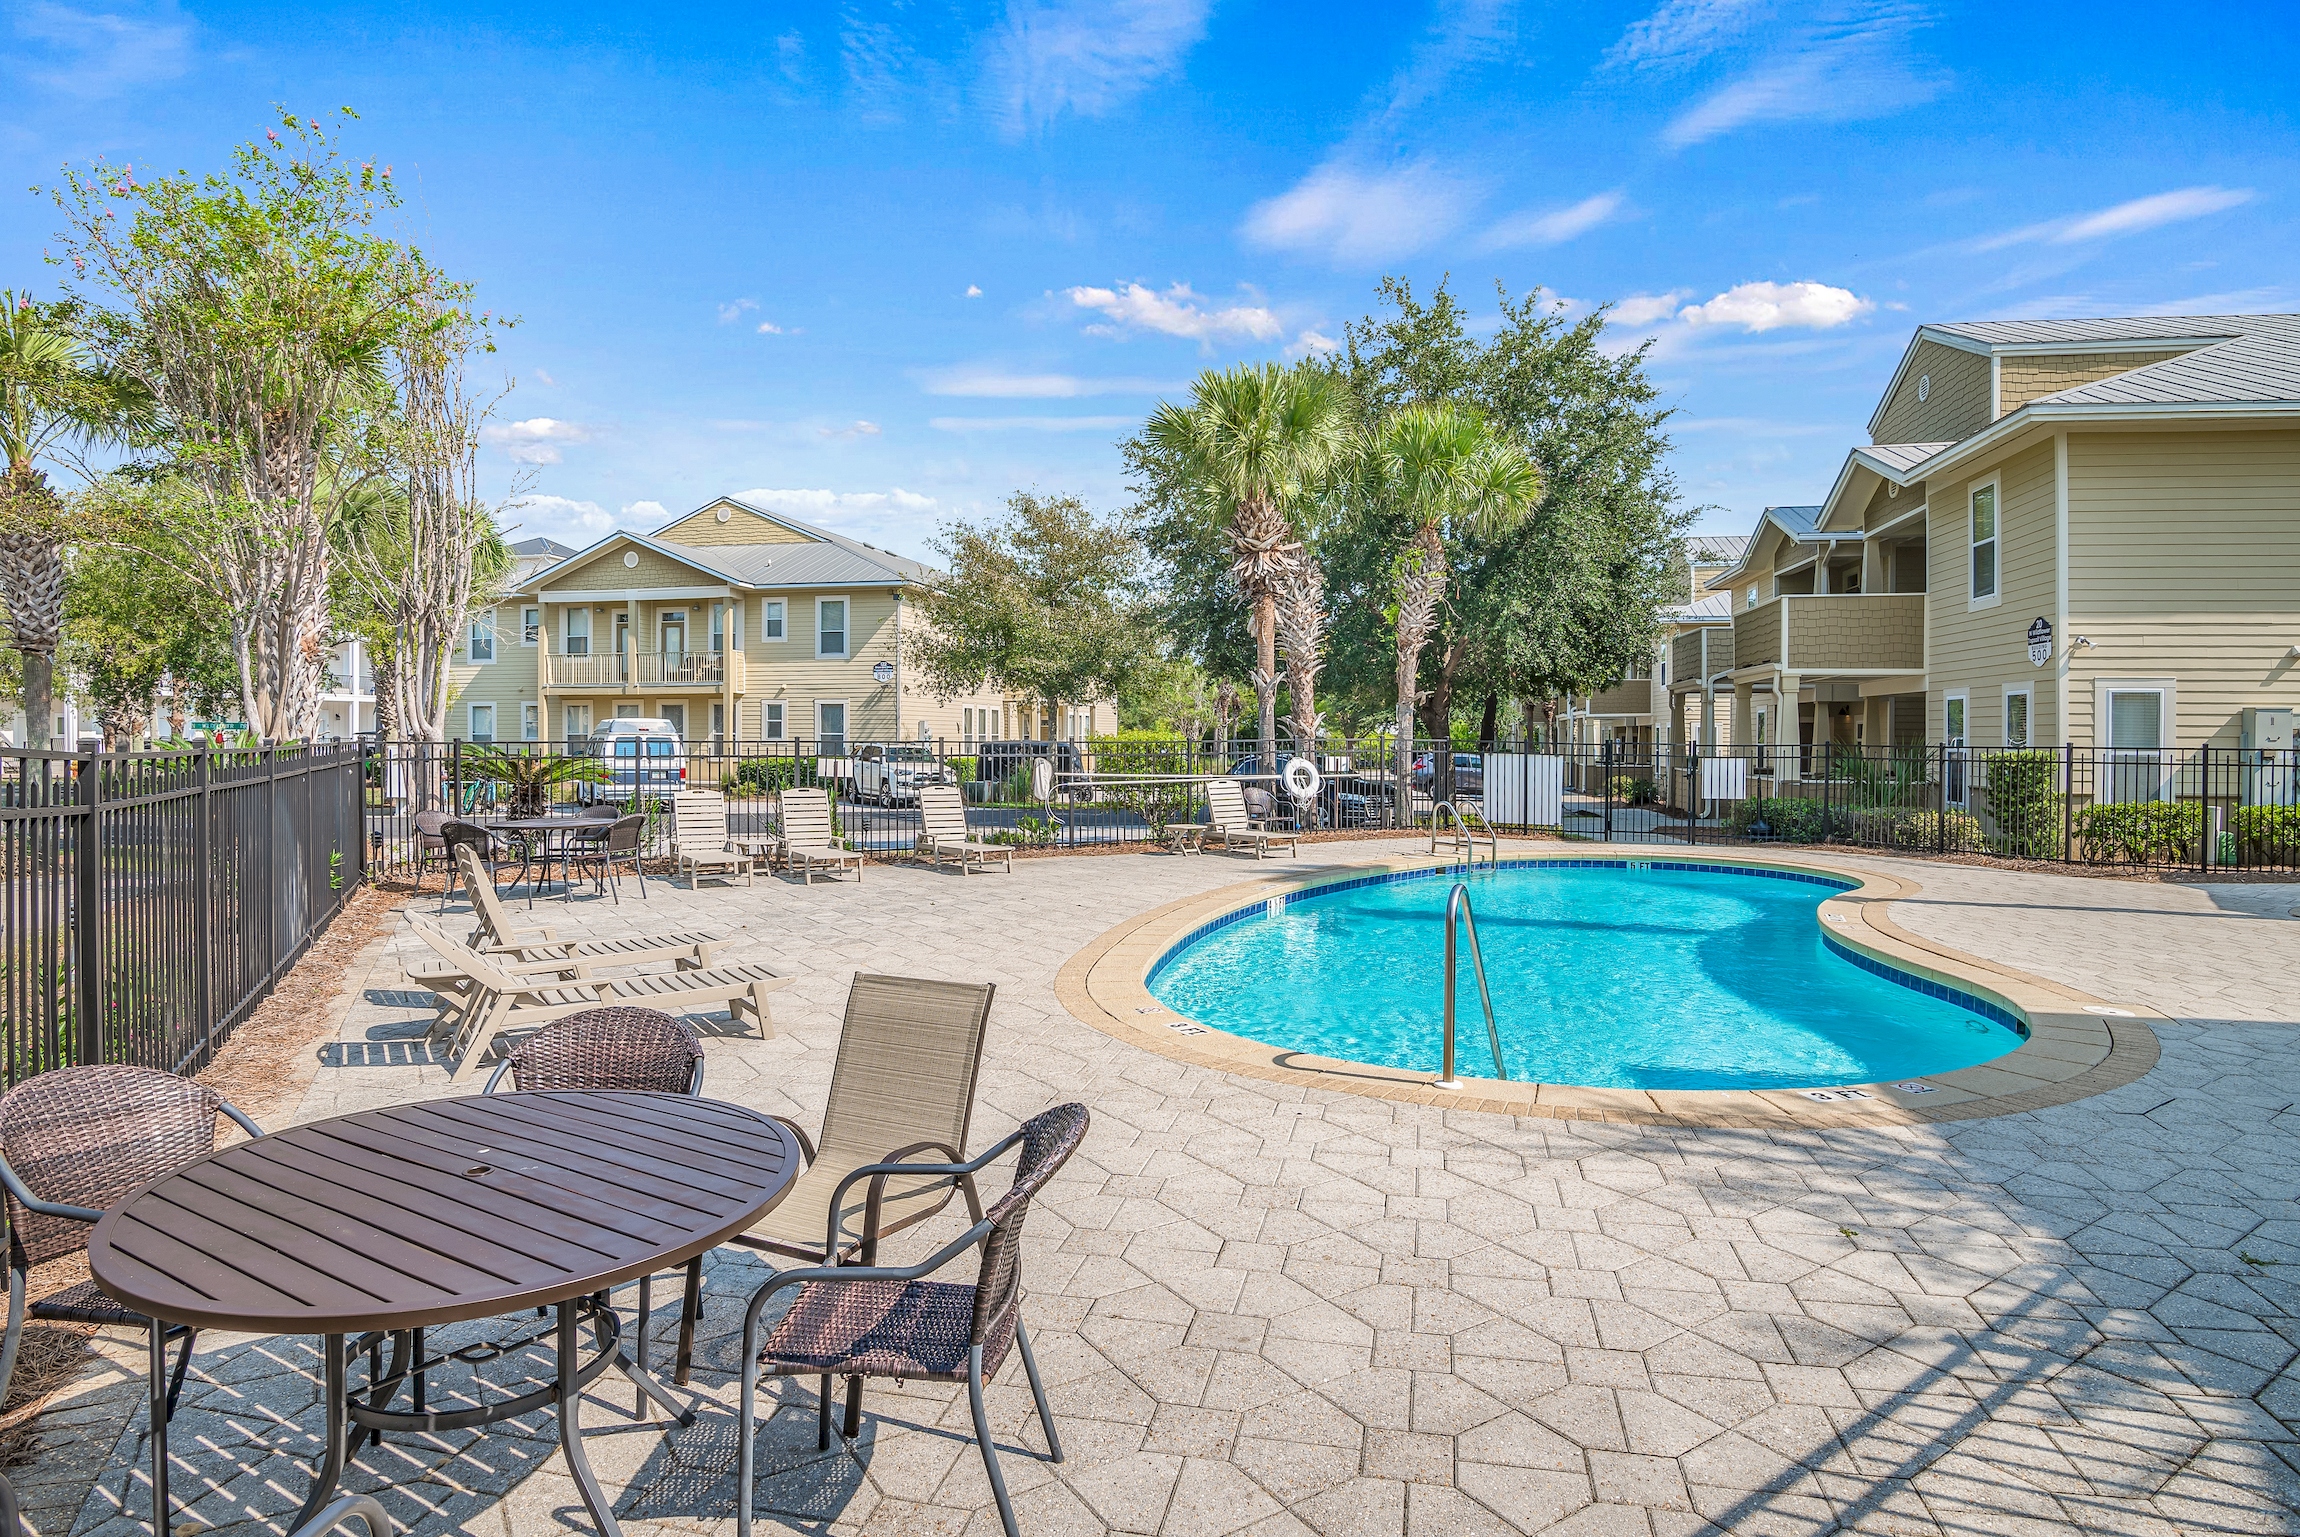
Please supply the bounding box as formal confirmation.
[913,784,1015,875]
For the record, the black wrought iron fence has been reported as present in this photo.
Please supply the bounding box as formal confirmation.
[356,734,2300,883]
[1,741,366,1086]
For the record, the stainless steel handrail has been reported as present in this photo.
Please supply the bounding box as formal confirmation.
[1436,882,1507,1087]
[1430,799,1498,866]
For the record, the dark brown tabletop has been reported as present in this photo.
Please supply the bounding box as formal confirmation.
[89,1092,799,1335]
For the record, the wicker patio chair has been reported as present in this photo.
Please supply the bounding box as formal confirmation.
[706,975,994,1401]
[735,1102,1089,1537]
[438,819,502,911]
[914,784,1014,875]
[0,1065,264,1534]
[481,1007,709,1392]
[413,809,453,888]
[565,813,649,902]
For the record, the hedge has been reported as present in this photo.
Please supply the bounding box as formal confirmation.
[2071,800,2199,864]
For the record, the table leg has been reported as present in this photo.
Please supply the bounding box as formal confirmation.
[288,1334,350,1535]
[558,1300,625,1537]
[146,1323,169,1537]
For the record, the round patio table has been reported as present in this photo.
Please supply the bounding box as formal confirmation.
[90,1091,799,1537]
[476,814,604,905]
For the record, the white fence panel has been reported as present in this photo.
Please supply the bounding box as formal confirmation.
[1486,753,1563,827]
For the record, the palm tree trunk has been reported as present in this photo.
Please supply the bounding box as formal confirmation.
[20,649,53,750]
[1391,524,1448,811]
[1276,561,1324,753]
[1252,585,1279,751]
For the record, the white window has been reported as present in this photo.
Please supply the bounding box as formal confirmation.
[762,599,786,641]
[469,614,496,663]
[1969,481,1999,605]
[2003,687,2030,749]
[816,597,848,658]
[1744,585,1758,610]
[565,608,592,656]
[816,700,847,754]
[762,701,785,740]
[563,704,592,740]
[521,702,539,741]
[2108,689,2163,749]
[521,607,541,645]
[467,703,496,742]
[2097,679,2176,803]
[711,701,725,743]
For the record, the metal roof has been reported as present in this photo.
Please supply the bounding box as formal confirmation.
[1685,534,1749,565]
[659,499,936,587]
[1859,441,1952,474]
[1924,315,2259,348]
[1666,593,1734,621]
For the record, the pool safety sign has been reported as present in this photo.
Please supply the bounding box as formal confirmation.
[2027,617,2053,667]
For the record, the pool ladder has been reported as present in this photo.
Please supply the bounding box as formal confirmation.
[1430,800,1498,867]
[1436,882,1507,1088]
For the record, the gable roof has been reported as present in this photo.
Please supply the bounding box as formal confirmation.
[1686,533,1749,567]
[515,528,750,594]
[1710,505,1857,589]
[668,498,935,586]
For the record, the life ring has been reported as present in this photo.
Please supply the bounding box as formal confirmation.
[1282,758,1323,799]
[1029,758,1054,802]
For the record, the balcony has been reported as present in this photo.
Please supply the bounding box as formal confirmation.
[1669,626,1732,690]
[542,650,743,690]
[1586,677,1656,716]
[1732,593,1925,675]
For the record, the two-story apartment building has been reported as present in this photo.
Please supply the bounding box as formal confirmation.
[1559,533,1747,753]
[444,497,1073,751]
[1713,313,2300,767]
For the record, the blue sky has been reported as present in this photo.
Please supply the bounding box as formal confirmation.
[5,1,2295,557]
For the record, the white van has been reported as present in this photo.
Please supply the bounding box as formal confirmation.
[577,718,686,804]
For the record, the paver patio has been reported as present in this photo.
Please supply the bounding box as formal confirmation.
[20,838,2300,1536]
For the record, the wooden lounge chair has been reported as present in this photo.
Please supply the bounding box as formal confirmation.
[671,792,753,888]
[777,787,864,883]
[1205,777,1300,859]
[914,784,1014,874]
[404,917,788,1081]
[455,845,726,969]
[695,975,993,1405]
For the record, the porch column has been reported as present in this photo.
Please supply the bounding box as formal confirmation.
[1731,679,1755,754]
[1776,671,1803,782]
[625,597,639,700]
[720,600,737,745]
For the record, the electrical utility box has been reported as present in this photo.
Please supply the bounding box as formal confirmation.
[2241,707,2293,752]
[2240,707,2294,806]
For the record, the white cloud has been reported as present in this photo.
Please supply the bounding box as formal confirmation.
[1479,191,1626,251]
[717,298,758,324]
[818,420,882,439]
[983,0,1211,138]
[1376,0,1519,126]
[621,500,667,520]
[15,0,191,97]
[965,284,983,298]
[756,320,786,334]
[928,415,1136,433]
[914,366,1181,398]
[1286,330,1339,359]
[732,487,942,551]
[1677,280,1873,331]
[1609,291,1693,327]
[1660,5,1944,149]
[530,367,558,387]
[510,494,614,540]
[1241,160,1473,265]
[1975,186,2255,251]
[1607,0,1767,69]
[481,417,593,466]
[1061,281,1281,345]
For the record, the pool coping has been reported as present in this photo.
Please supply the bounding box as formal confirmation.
[1053,845,2164,1129]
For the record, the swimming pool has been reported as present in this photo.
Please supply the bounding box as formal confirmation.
[1146,861,2026,1091]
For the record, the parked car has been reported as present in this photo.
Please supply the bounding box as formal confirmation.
[1411,751,1484,799]
[852,744,956,806]
[575,718,686,804]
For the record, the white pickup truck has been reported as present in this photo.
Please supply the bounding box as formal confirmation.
[851,744,956,806]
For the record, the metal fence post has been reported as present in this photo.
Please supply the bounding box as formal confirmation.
[195,745,213,1061]
[1937,743,1948,854]
[2062,743,2074,864]
[72,744,102,1067]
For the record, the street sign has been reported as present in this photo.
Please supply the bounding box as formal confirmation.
[872,660,895,684]
[2027,616,2053,667]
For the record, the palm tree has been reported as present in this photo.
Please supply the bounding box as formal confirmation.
[1371,404,1542,803]
[0,291,141,748]
[1145,362,1353,752]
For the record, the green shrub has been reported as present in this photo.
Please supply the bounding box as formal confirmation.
[1607,775,1657,805]
[722,757,798,794]
[2071,800,2199,864]
[2231,803,2300,864]
[1983,751,2065,858]
[946,755,978,783]
[1728,796,1832,842]
[1889,809,1986,853]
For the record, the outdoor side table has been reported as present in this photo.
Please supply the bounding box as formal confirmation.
[89,1091,799,1537]
[1162,822,1209,855]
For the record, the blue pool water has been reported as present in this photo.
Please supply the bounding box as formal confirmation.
[1147,862,2024,1090]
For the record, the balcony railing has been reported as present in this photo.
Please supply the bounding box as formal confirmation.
[542,650,733,688]
[1585,678,1655,716]
[1733,593,1924,674]
[1669,626,1733,689]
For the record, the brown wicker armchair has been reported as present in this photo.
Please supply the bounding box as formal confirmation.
[0,1065,264,1534]
[735,1102,1088,1537]
[438,819,501,912]
[564,813,648,903]
[483,1007,707,1392]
